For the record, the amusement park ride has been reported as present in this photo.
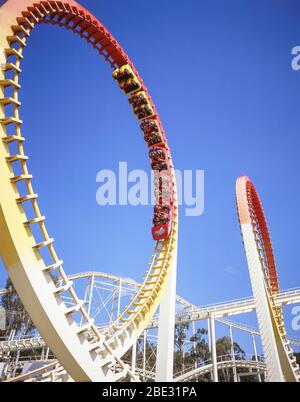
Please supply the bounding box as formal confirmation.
[0,0,298,382]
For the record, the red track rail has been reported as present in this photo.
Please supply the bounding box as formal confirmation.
[236,176,279,293]
[11,0,175,238]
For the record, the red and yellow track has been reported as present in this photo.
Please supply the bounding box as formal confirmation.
[0,0,178,382]
[236,176,299,382]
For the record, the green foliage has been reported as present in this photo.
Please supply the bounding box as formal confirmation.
[0,278,35,338]
[216,336,245,360]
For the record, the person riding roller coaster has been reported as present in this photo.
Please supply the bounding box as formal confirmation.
[150,146,168,172]
[154,173,170,186]
[154,178,171,199]
[120,78,141,95]
[153,212,170,226]
[154,204,170,214]
[129,92,148,108]
[112,66,132,81]
[154,188,172,200]
[153,204,171,226]
[153,216,169,226]
[140,119,160,134]
[152,194,173,240]
[149,146,166,161]
[144,132,163,147]
[151,160,168,172]
[135,104,154,120]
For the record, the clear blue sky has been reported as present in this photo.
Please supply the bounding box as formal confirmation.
[1,0,300,343]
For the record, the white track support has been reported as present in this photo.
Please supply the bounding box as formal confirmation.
[117,279,122,317]
[207,318,211,353]
[252,332,262,382]
[229,326,238,382]
[87,274,94,317]
[131,341,137,381]
[155,244,178,382]
[241,224,284,382]
[209,316,218,382]
[143,331,147,381]
[192,312,197,369]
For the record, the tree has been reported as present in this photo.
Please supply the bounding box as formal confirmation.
[216,336,245,360]
[216,336,246,382]
[189,328,210,364]
[0,277,35,338]
[174,323,189,373]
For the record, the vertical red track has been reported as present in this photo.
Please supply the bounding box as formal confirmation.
[236,176,279,293]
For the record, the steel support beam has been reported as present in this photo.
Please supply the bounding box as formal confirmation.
[155,244,178,382]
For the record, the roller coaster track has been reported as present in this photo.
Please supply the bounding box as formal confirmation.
[236,176,300,382]
[5,361,61,383]
[1,274,299,323]
[6,356,268,382]
[0,271,192,308]
[0,274,299,354]
[0,0,178,382]
[160,287,300,326]
[0,1,298,384]
[173,357,266,383]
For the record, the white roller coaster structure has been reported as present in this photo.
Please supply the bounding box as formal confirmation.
[0,270,299,382]
[0,0,299,383]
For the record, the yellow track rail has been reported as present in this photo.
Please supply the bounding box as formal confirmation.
[0,0,178,382]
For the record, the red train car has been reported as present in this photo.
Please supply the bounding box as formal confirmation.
[140,119,174,241]
[152,171,173,241]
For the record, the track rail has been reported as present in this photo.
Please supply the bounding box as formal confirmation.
[0,0,178,382]
[173,357,266,382]
[5,361,59,383]
[236,176,299,382]
[5,356,267,383]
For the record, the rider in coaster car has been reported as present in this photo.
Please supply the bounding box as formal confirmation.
[114,67,132,82]
[130,93,147,108]
[121,79,140,94]
[151,160,168,172]
[155,189,171,199]
[136,105,153,119]
[141,119,159,134]
[153,213,170,226]
[149,147,165,160]
[154,204,170,214]
[155,177,170,189]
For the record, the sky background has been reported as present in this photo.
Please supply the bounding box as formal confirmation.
[1,0,300,350]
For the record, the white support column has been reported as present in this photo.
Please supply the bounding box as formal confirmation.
[87,274,95,317]
[155,247,177,382]
[241,224,284,382]
[131,340,137,381]
[252,332,262,382]
[207,318,211,353]
[143,330,147,381]
[12,350,20,378]
[117,279,122,317]
[192,313,197,369]
[45,347,50,361]
[229,325,238,382]
[209,315,218,382]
